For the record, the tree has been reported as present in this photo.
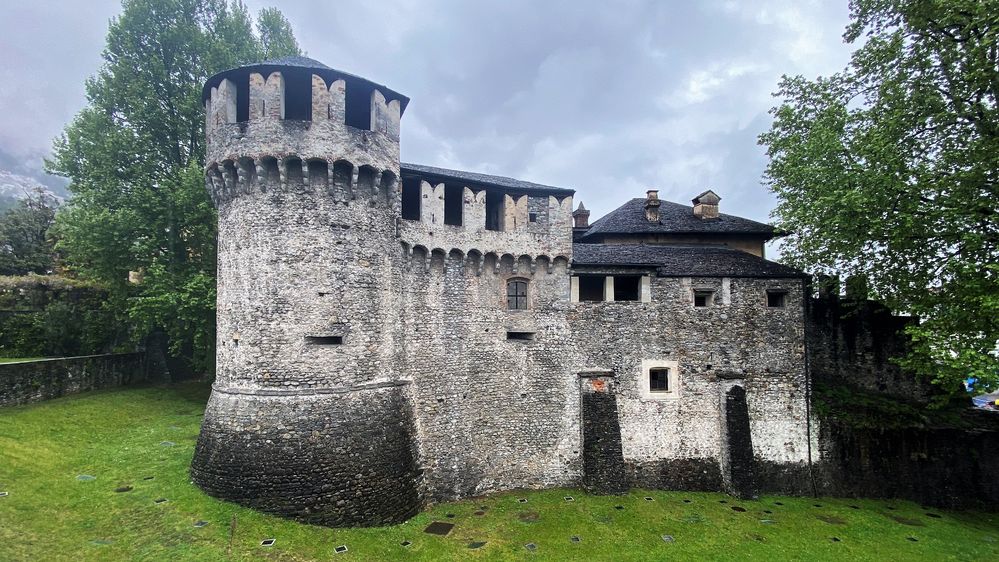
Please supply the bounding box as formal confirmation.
[257,7,301,59]
[48,0,300,373]
[0,189,58,276]
[760,0,999,396]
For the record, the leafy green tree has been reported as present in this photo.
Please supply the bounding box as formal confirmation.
[257,7,301,59]
[760,0,999,395]
[48,0,300,373]
[0,189,58,276]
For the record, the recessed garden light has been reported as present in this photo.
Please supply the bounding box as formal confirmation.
[400,540,412,547]
[260,539,275,547]
[524,543,537,552]
[468,541,486,549]
[193,521,208,528]
[334,545,348,554]
[570,535,581,543]
[661,535,675,543]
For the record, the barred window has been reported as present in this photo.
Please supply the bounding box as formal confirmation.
[507,279,528,310]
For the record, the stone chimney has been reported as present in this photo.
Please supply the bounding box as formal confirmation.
[644,190,661,222]
[572,201,591,228]
[692,190,721,219]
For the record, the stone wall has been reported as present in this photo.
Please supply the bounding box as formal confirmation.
[0,353,146,408]
[568,273,814,495]
[398,238,579,502]
[807,296,927,400]
[815,414,999,509]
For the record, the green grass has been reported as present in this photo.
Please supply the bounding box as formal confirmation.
[0,357,50,363]
[1,383,998,561]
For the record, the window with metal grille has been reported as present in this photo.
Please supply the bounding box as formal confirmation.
[507,279,528,310]
[649,368,670,392]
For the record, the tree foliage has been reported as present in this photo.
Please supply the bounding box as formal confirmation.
[48,0,300,373]
[0,189,58,276]
[760,0,999,394]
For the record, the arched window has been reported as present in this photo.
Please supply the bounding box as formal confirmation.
[507,279,528,310]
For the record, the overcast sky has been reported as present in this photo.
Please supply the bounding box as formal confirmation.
[0,0,854,224]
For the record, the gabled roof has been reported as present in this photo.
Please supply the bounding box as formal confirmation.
[580,198,775,239]
[572,244,805,278]
[400,163,574,196]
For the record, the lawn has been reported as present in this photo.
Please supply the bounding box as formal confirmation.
[0,357,49,363]
[1,383,997,561]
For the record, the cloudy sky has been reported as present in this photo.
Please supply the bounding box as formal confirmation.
[0,0,854,225]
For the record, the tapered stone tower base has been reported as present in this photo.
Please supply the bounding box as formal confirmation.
[191,385,421,526]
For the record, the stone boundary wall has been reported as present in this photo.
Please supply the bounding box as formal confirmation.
[0,353,147,408]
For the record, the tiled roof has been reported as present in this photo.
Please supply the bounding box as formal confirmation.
[400,163,574,196]
[572,244,806,278]
[581,198,776,238]
[256,55,332,69]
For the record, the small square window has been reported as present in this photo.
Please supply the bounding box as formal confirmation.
[767,291,787,308]
[529,212,538,222]
[649,368,670,392]
[693,290,713,307]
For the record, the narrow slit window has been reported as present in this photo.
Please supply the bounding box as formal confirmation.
[767,290,787,308]
[693,290,714,308]
[305,335,343,345]
[507,279,528,310]
[649,368,670,392]
[506,331,535,341]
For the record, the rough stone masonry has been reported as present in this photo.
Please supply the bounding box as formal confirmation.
[191,56,816,527]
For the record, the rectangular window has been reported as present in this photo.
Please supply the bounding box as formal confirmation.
[401,177,421,220]
[578,275,605,302]
[507,280,528,310]
[649,368,670,392]
[506,331,535,341]
[767,290,787,308]
[693,290,714,307]
[614,276,641,301]
[529,212,538,223]
[305,335,343,345]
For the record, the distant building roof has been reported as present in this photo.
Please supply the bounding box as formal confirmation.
[572,244,806,278]
[400,163,575,196]
[580,198,776,239]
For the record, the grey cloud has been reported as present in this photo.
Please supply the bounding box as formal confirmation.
[1,0,854,230]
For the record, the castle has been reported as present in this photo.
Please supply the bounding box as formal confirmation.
[191,56,814,527]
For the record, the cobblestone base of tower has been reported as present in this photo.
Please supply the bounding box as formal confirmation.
[190,384,422,527]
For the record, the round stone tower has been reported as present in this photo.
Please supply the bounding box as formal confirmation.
[191,56,421,527]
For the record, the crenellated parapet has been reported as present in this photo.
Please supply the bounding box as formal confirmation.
[398,185,574,264]
[203,58,407,171]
